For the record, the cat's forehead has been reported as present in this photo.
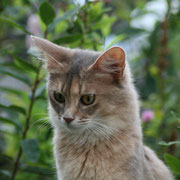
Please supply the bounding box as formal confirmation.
[72,49,101,68]
[49,71,113,97]
[67,50,99,79]
[49,50,100,89]
[48,49,116,94]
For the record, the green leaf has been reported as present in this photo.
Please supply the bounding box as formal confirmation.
[0,116,21,129]
[0,154,13,169]
[0,104,26,115]
[0,62,16,68]
[164,153,180,174]
[0,16,31,34]
[0,67,31,86]
[35,84,46,99]
[39,1,56,26]
[170,111,180,120]
[53,33,83,44]
[92,14,116,36]
[21,139,40,162]
[20,164,54,176]
[159,141,180,146]
[0,87,24,96]
[13,55,37,72]
[106,34,125,49]
[48,6,80,32]
[0,170,11,178]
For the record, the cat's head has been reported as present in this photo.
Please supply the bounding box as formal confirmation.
[32,36,139,135]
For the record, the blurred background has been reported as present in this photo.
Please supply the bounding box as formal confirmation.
[0,0,180,179]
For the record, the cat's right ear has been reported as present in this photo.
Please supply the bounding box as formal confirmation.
[30,36,74,73]
[87,47,125,82]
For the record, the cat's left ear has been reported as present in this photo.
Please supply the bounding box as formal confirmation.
[30,36,74,73]
[88,47,125,81]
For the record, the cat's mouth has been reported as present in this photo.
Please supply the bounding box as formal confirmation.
[59,117,89,131]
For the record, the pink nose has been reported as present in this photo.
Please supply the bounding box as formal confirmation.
[63,117,74,125]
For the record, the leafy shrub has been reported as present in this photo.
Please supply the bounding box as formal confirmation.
[0,0,179,179]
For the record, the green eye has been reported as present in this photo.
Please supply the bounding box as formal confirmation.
[54,92,65,103]
[80,94,95,105]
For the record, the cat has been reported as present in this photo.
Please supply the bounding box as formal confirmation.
[31,36,173,180]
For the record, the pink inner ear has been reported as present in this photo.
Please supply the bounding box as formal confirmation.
[91,47,125,81]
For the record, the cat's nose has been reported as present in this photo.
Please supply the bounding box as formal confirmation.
[63,117,74,125]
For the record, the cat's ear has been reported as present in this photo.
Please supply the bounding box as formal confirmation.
[88,47,125,81]
[31,36,74,73]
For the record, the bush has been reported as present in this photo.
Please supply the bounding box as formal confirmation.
[0,0,179,179]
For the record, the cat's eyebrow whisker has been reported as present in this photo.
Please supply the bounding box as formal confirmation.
[48,79,64,91]
[48,79,59,88]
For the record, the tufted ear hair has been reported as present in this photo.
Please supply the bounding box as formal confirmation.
[88,47,125,82]
[31,36,74,73]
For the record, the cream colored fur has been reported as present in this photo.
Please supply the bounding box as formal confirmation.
[32,36,173,180]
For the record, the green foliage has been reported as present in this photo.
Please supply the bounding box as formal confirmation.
[164,153,180,174]
[0,0,180,180]
[0,104,26,115]
[0,116,21,129]
[48,6,80,32]
[159,141,180,146]
[21,139,40,162]
[39,1,56,26]
[0,16,31,35]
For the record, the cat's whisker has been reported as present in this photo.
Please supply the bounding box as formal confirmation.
[89,124,111,140]
[31,117,49,128]
[92,125,131,148]
[32,112,49,117]
[34,121,52,138]
[77,121,89,126]
[90,121,119,135]
[92,122,134,140]
[92,127,123,147]
[89,122,128,146]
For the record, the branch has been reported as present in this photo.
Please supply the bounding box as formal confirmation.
[11,62,42,180]
[11,29,48,180]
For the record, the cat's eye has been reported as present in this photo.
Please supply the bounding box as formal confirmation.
[54,92,65,103]
[80,94,95,105]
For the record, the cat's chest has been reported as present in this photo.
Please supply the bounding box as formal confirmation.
[54,139,132,180]
[57,147,118,180]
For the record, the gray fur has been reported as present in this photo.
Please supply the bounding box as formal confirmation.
[31,36,173,180]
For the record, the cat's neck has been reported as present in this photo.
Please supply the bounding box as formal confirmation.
[53,126,143,179]
[54,124,142,154]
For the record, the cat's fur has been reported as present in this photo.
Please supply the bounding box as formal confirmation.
[31,36,173,180]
